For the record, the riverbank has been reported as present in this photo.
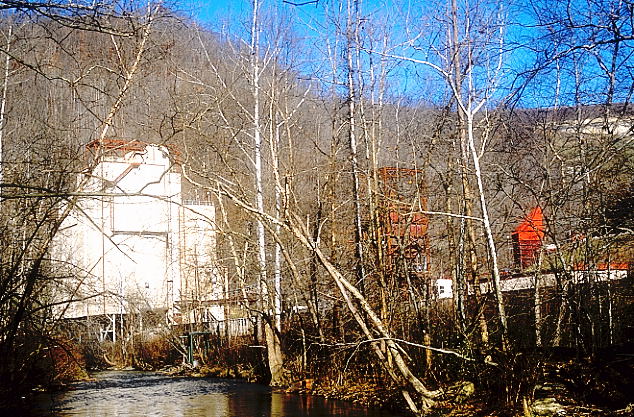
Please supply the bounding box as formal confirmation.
[20,370,404,417]
[154,356,634,417]
[161,363,259,381]
[23,332,632,417]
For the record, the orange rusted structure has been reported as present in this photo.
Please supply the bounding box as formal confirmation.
[376,167,430,274]
[87,138,148,153]
[512,206,545,269]
[86,138,182,161]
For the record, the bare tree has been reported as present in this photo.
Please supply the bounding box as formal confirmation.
[0,1,165,402]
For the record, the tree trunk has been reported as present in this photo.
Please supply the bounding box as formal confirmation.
[250,0,285,383]
[466,113,509,349]
[0,25,11,199]
[264,319,286,386]
[346,0,367,290]
[289,216,440,412]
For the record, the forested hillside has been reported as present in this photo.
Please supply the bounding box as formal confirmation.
[0,1,632,415]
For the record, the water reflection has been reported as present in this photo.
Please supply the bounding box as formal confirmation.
[31,371,403,417]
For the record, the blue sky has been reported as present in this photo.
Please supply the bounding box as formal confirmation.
[172,0,629,109]
[178,0,249,22]
[175,0,250,34]
[174,1,528,105]
[175,0,438,98]
[177,0,394,33]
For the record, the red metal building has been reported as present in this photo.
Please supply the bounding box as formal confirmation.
[511,206,545,269]
[376,167,430,274]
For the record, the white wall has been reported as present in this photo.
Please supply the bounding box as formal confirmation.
[179,203,225,323]
[52,144,222,323]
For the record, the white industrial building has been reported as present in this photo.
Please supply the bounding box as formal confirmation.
[53,140,224,335]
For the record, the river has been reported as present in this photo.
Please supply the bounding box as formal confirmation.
[28,371,405,417]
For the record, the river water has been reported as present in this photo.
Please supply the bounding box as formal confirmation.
[29,371,404,417]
